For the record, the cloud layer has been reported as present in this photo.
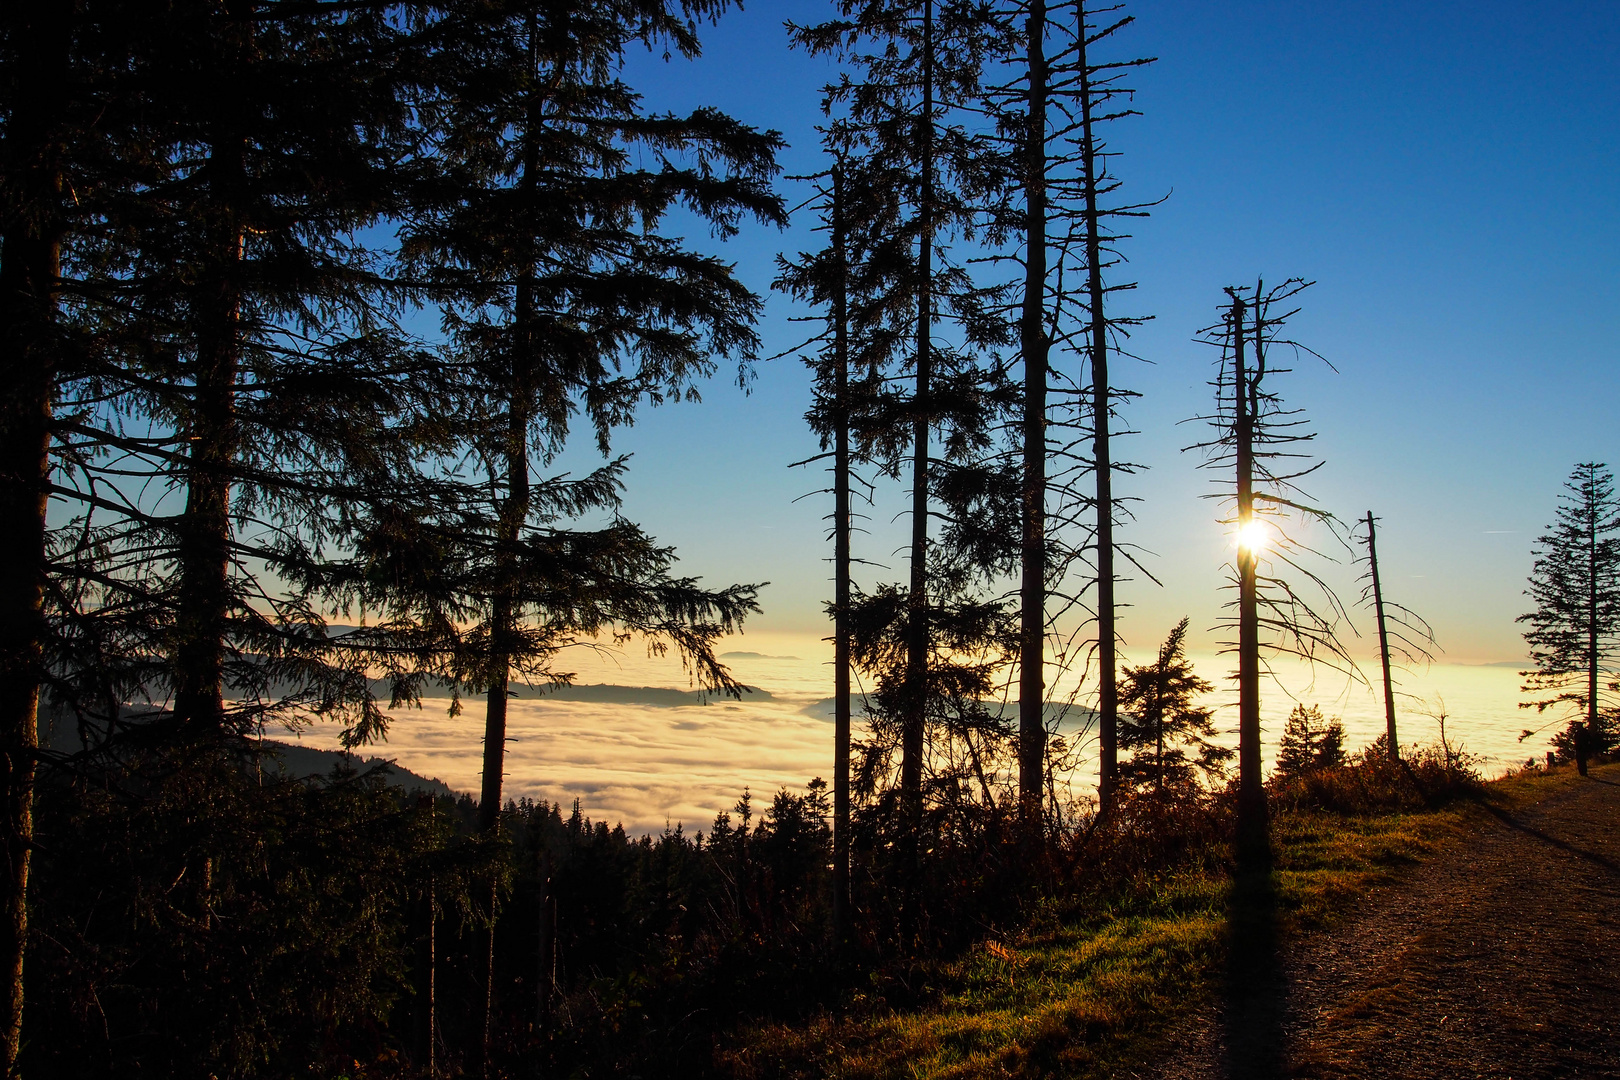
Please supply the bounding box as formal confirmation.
[274,642,1538,836]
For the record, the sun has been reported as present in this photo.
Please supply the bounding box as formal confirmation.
[1236,519,1270,553]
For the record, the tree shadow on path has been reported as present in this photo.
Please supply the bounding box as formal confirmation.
[1475,792,1620,878]
[1212,836,1287,1080]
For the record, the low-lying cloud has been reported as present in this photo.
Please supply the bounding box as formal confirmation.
[275,682,830,837]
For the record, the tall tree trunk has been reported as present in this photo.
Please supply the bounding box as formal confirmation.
[902,0,934,820]
[174,168,242,733]
[1233,293,1266,848]
[175,8,252,736]
[478,630,510,1073]
[0,5,71,1069]
[1587,494,1599,775]
[480,16,543,1064]
[419,795,438,1079]
[1017,0,1050,824]
[831,165,852,938]
[1364,512,1399,759]
[477,375,529,1074]
[1077,24,1118,816]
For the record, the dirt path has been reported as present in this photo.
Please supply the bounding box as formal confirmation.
[1151,766,1620,1080]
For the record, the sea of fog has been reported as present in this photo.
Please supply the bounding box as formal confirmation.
[271,633,1545,836]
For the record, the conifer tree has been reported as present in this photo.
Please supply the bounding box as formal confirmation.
[39,0,433,751]
[0,4,76,1065]
[981,0,1155,821]
[1519,462,1620,775]
[1273,702,1345,781]
[1117,617,1228,796]
[373,0,781,1050]
[10,3,427,1063]
[792,0,1006,832]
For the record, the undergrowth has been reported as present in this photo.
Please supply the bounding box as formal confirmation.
[719,751,1595,1080]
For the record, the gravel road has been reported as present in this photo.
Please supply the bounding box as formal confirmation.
[1150,766,1620,1080]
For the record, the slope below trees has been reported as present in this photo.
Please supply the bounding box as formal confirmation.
[1159,764,1620,1080]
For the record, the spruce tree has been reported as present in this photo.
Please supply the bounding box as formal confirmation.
[792,0,1006,836]
[1273,702,1345,781]
[41,0,431,747]
[1117,617,1228,797]
[0,4,75,1065]
[379,0,781,1051]
[1519,462,1620,775]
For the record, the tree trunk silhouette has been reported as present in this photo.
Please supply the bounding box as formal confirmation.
[902,0,935,826]
[0,4,71,1067]
[831,165,853,938]
[175,12,251,734]
[1364,511,1400,759]
[1017,0,1051,826]
[536,847,553,1025]
[1232,292,1266,849]
[479,17,544,1066]
[1078,23,1119,816]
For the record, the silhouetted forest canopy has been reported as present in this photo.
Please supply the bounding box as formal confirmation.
[0,2,1609,1078]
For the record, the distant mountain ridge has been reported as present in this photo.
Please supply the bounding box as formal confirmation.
[36,702,460,797]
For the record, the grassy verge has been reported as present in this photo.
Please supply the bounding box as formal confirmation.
[721,763,1599,1080]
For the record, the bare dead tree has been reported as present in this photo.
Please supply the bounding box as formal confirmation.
[1357,511,1439,759]
[981,0,1159,823]
[1189,278,1359,851]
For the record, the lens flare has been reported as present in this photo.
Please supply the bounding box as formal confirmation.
[1236,519,1269,553]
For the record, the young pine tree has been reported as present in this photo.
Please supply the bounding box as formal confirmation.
[1274,702,1346,781]
[1519,462,1620,775]
[1117,617,1228,798]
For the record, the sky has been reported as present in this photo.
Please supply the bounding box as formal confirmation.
[522,0,1620,668]
[46,0,1608,828]
[278,1,1620,826]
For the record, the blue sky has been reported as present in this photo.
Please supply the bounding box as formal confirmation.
[559,0,1620,665]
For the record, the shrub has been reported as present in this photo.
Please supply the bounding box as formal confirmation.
[1270,737,1483,816]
